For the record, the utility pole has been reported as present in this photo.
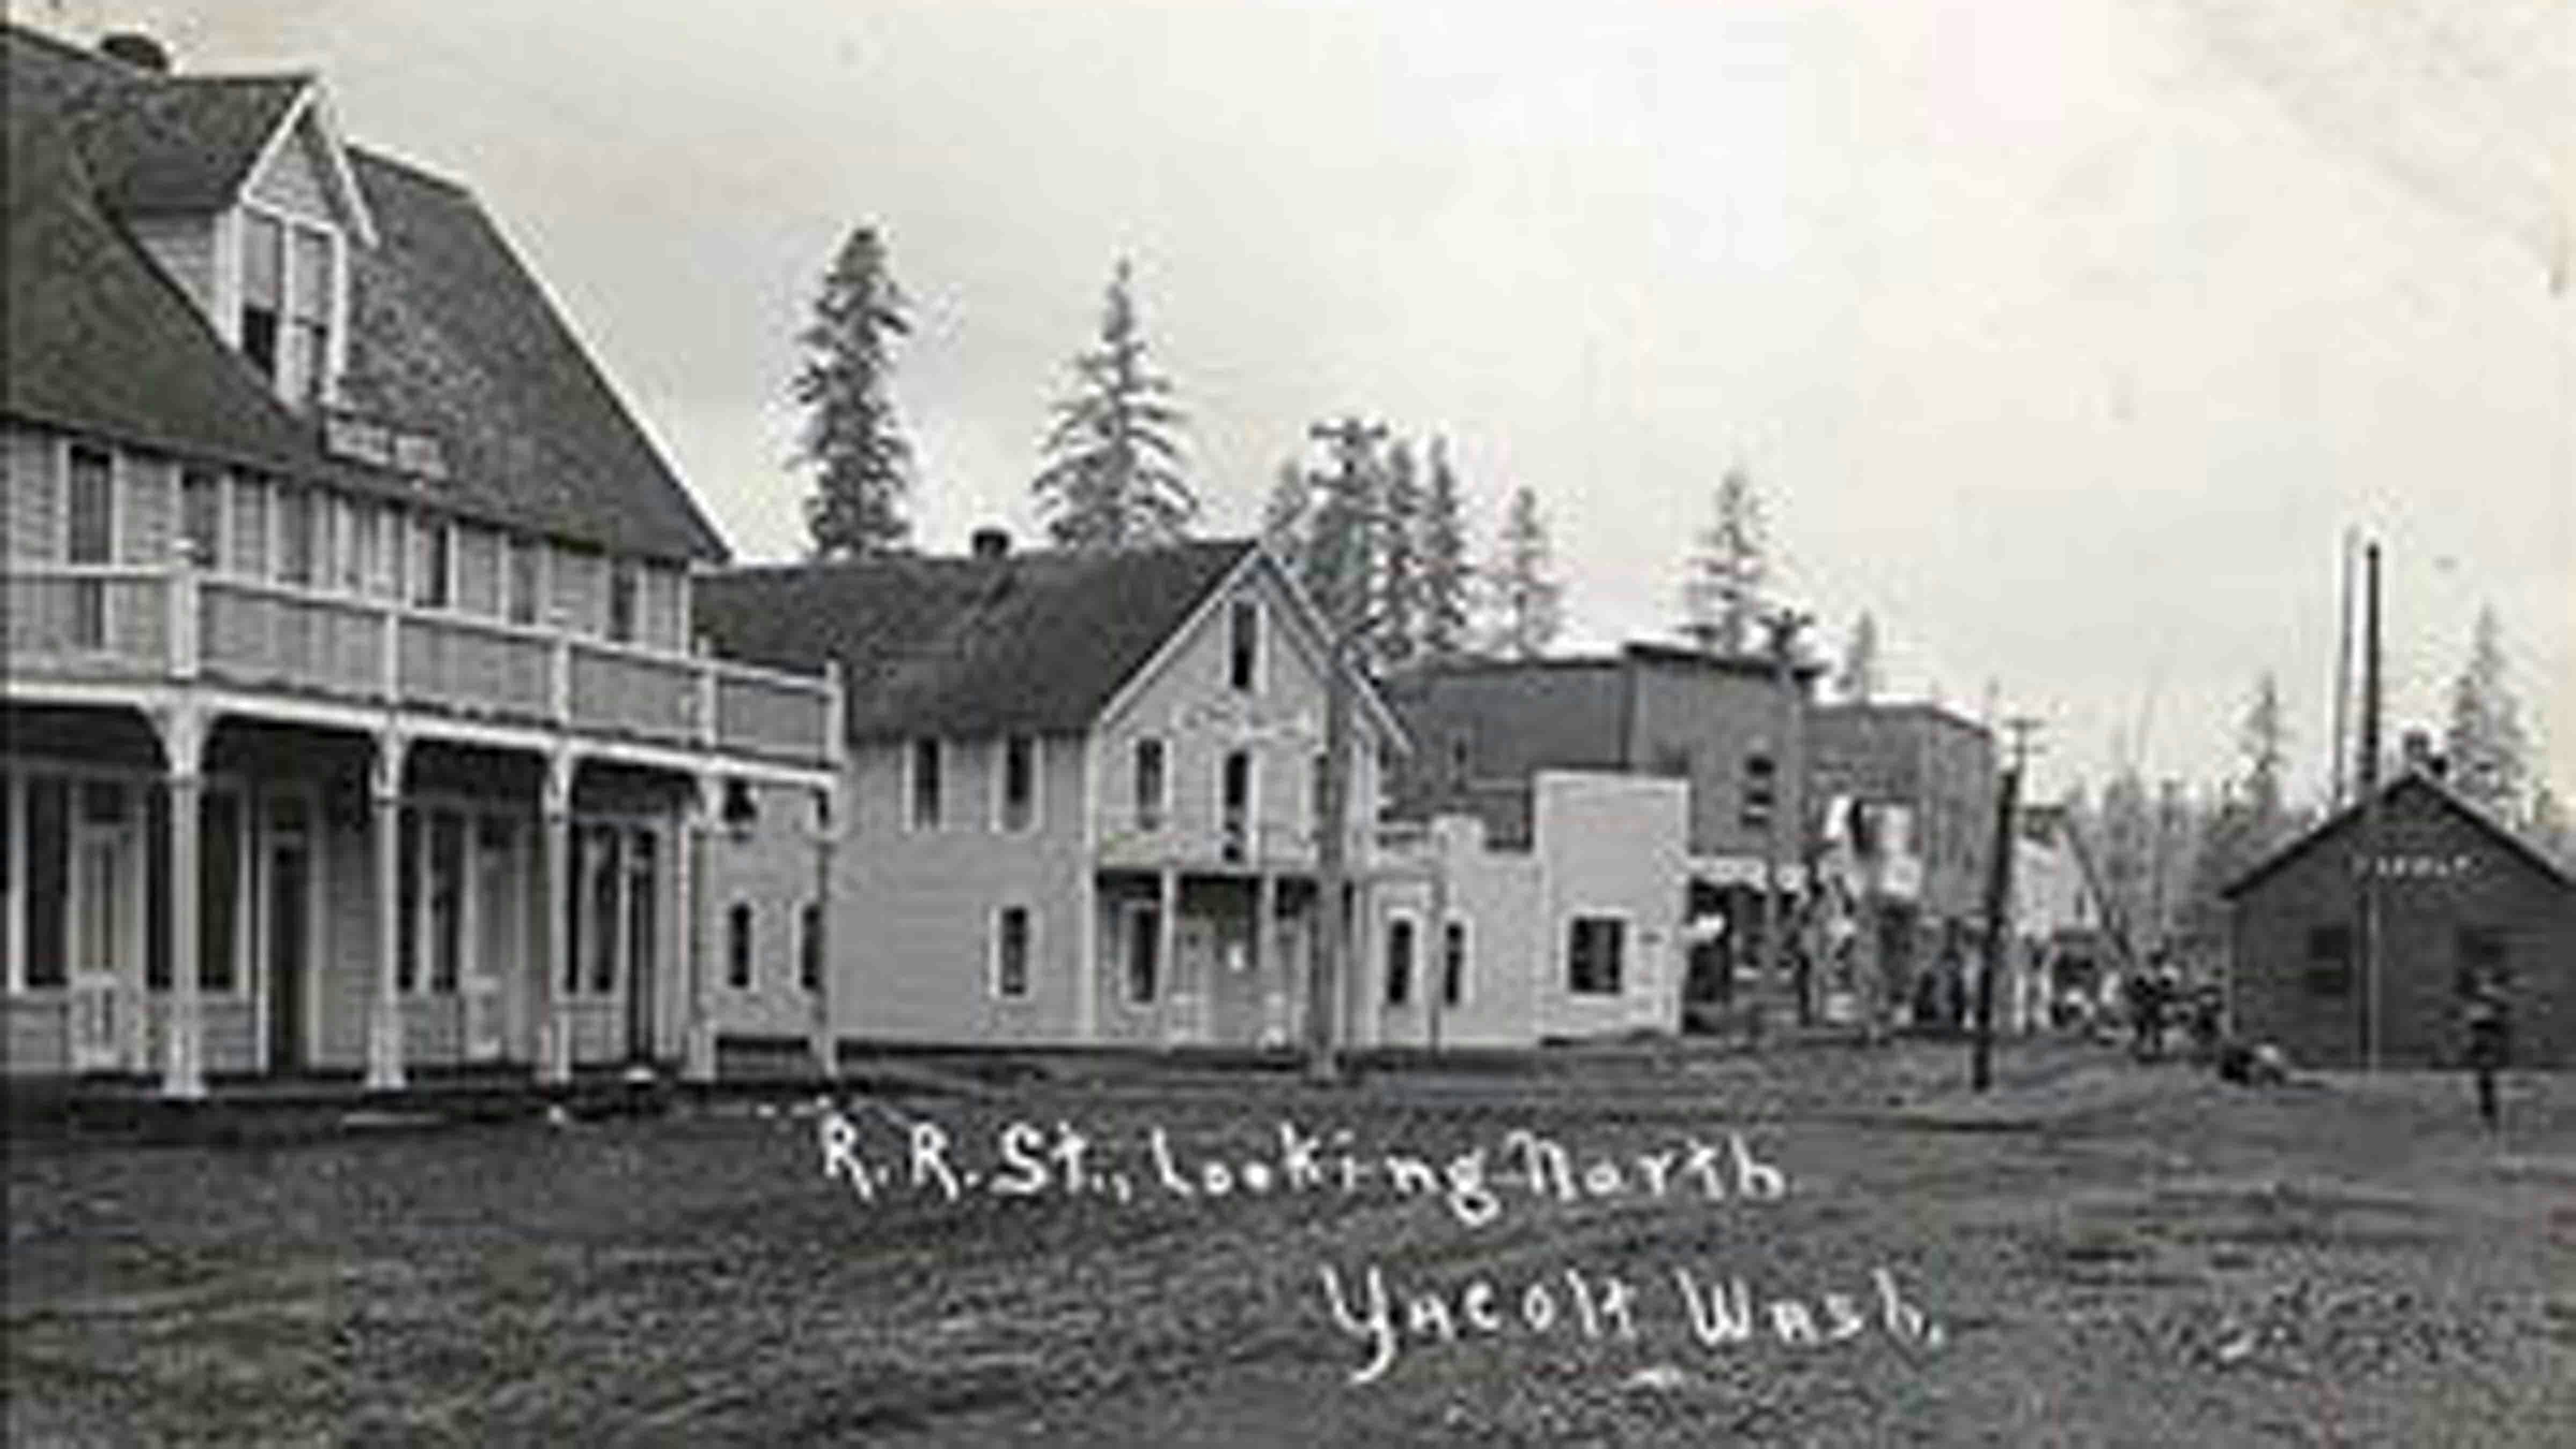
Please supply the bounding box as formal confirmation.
[1973,716,2040,1091]
[2355,540,2382,1070]
[1753,606,1810,1048]
[2330,527,2355,809]
[1304,416,1387,1085]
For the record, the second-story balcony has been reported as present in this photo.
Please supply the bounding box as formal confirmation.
[5,556,837,770]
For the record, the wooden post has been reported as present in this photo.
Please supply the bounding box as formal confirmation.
[158,709,207,1099]
[684,777,717,1082]
[536,752,574,1085]
[366,732,408,1092]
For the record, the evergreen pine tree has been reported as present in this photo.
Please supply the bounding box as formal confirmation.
[2240,671,2288,844]
[1416,437,1474,661]
[1031,259,1196,550]
[1680,465,1765,653]
[1487,486,1562,660]
[1373,439,1423,670]
[2444,605,2528,816]
[794,224,912,558]
[1261,456,1312,579]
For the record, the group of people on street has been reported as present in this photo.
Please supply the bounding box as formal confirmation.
[2120,955,2217,1062]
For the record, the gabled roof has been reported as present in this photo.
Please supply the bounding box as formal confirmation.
[697,541,1263,740]
[2222,770,2575,898]
[2,23,726,562]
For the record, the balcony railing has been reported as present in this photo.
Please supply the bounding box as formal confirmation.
[1093,812,1381,870]
[6,559,837,768]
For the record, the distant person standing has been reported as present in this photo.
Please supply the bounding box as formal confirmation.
[2462,979,2511,1132]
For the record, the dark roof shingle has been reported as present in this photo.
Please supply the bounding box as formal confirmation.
[697,541,1259,740]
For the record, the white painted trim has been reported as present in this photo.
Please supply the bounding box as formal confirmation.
[987,901,1037,1001]
[1562,908,1636,997]
[239,82,379,248]
[210,207,244,346]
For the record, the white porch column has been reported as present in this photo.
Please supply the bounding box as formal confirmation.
[1156,867,1180,1043]
[365,731,408,1092]
[536,752,574,1085]
[683,777,717,1083]
[157,707,209,1099]
[808,785,838,1080]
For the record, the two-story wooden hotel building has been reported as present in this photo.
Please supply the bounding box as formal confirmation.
[3,26,840,1094]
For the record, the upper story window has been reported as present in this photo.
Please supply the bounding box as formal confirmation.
[910,738,944,830]
[506,538,541,625]
[1384,914,1417,1007]
[1220,750,1253,862]
[411,514,451,609]
[1228,598,1261,692]
[181,470,222,568]
[66,446,114,565]
[608,559,639,643]
[1133,737,1167,831]
[275,485,316,587]
[998,736,1038,833]
[240,209,338,408]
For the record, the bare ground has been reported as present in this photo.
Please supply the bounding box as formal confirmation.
[8,1039,2573,1446]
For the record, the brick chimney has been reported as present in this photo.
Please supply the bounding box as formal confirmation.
[98,31,172,72]
[969,527,1011,561]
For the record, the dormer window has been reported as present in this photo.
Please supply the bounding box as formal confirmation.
[238,207,339,407]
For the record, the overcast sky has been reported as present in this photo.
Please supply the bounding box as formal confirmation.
[51,0,2572,806]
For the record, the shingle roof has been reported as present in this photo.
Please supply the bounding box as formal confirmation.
[697,541,1261,740]
[2222,770,2575,898]
[3,24,726,562]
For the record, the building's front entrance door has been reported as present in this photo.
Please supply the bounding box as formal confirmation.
[264,809,312,1072]
[65,781,136,1073]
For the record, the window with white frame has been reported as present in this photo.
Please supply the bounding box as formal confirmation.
[998,736,1038,833]
[1384,912,1417,1007]
[412,514,451,609]
[1228,597,1261,692]
[506,537,540,625]
[993,904,1033,999]
[1123,901,1161,1004]
[275,485,317,587]
[181,470,222,568]
[65,446,113,649]
[1441,918,1468,1007]
[1567,915,1626,996]
[909,738,944,830]
[728,902,755,989]
[239,208,339,407]
[1133,737,1167,831]
[608,558,639,643]
[1220,750,1252,862]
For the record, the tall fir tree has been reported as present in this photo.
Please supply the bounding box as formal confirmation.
[1836,611,1882,703]
[2443,605,2528,817]
[1487,486,1562,660]
[794,224,912,558]
[1680,464,1765,653]
[1372,438,1423,670]
[2240,671,2288,841]
[2530,780,2571,866]
[1031,259,1196,550]
[1261,456,1312,579]
[1416,437,1474,662]
[1303,420,1386,637]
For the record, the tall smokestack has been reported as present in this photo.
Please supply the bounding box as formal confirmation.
[2358,542,2381,799]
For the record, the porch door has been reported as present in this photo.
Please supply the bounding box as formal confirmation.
[622,828,658,1061]
[466,817,515,1062]
[1265,907,1306,1049]
[66,782,136,1072]
[264,806,313,1072]
[1170,916,1217,1045]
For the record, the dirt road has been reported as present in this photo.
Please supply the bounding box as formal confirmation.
[9,1040,2572,1445]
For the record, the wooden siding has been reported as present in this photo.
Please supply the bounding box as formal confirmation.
[246,117,339,224]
